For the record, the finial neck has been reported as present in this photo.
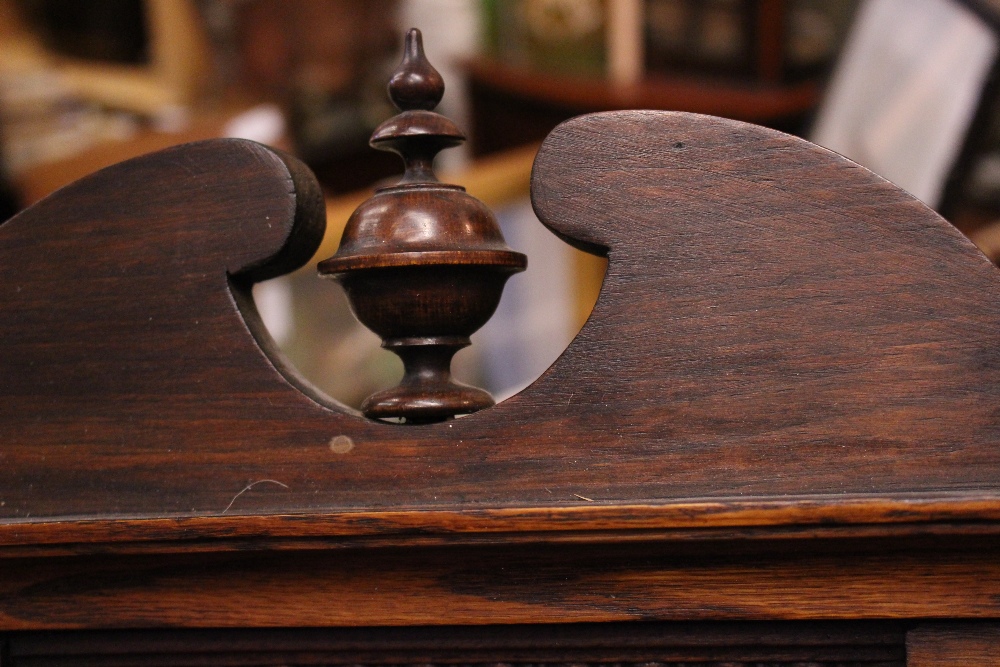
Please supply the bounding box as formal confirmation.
[370,28,465,187]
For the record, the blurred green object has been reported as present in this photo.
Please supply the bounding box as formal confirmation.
[482,0,606,76]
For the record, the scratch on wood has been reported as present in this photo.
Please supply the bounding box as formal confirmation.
[573,493,594,502]
[222,479,289,514]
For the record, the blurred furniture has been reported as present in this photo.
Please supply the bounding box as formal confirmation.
[465,56,821,154]
[467,0,854,155]
[0,0,216,197]
[470,0,1000,230]
[4,83,1000,662]
[12,105,241,205]
[641,0,852,82]
[811,0,1000,218]
[233,0,401,191]
[11,0,211,114]
[0,0,406,208]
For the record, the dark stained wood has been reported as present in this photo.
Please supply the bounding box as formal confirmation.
[3,493,1000,557]
[318,29,526,422]
[6,622,906,665]
[5,111,1000,527]
[4,36,1000,660]
[464,73,813,158]
[907,622,1000,666]
[3,537,1000,629]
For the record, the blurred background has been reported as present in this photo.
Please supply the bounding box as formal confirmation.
[2,0,1000,411]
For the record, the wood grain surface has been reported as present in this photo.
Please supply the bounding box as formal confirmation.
[2,537,1000,629]
[2,493,1000,557]
[907,622,1000,666]
[4,114,1000,540]
[5,621,906,665]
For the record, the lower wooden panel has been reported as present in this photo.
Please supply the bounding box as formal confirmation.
[6,621,905,666]
[907,622,1000,666]
[1,539,999,629]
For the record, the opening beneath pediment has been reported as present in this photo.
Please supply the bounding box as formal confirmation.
[251,198,606,418]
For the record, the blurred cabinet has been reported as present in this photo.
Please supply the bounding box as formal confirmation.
[465,56,821,155]
[467,0,854,155]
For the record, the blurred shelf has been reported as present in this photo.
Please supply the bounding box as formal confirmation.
[464,57,821,120]
[15,110,232,206]
[12,103,261,207]
[463,57,821,156]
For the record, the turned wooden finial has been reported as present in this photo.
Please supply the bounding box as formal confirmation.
[318,29,527,424]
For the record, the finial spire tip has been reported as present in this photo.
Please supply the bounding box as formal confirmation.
[388,27,445,111]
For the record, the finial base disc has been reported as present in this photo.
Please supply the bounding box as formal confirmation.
[362,383,495,424]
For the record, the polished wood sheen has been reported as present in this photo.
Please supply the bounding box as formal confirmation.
[2,38,1000,660]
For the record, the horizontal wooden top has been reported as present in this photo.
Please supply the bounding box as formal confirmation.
[1,492,1000,557]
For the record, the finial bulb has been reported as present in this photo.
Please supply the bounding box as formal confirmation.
[388,28,445,111]
[319,28,526,423]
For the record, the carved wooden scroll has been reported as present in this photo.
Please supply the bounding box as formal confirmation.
[5,30,1000,636]
[3,69,1000,543]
